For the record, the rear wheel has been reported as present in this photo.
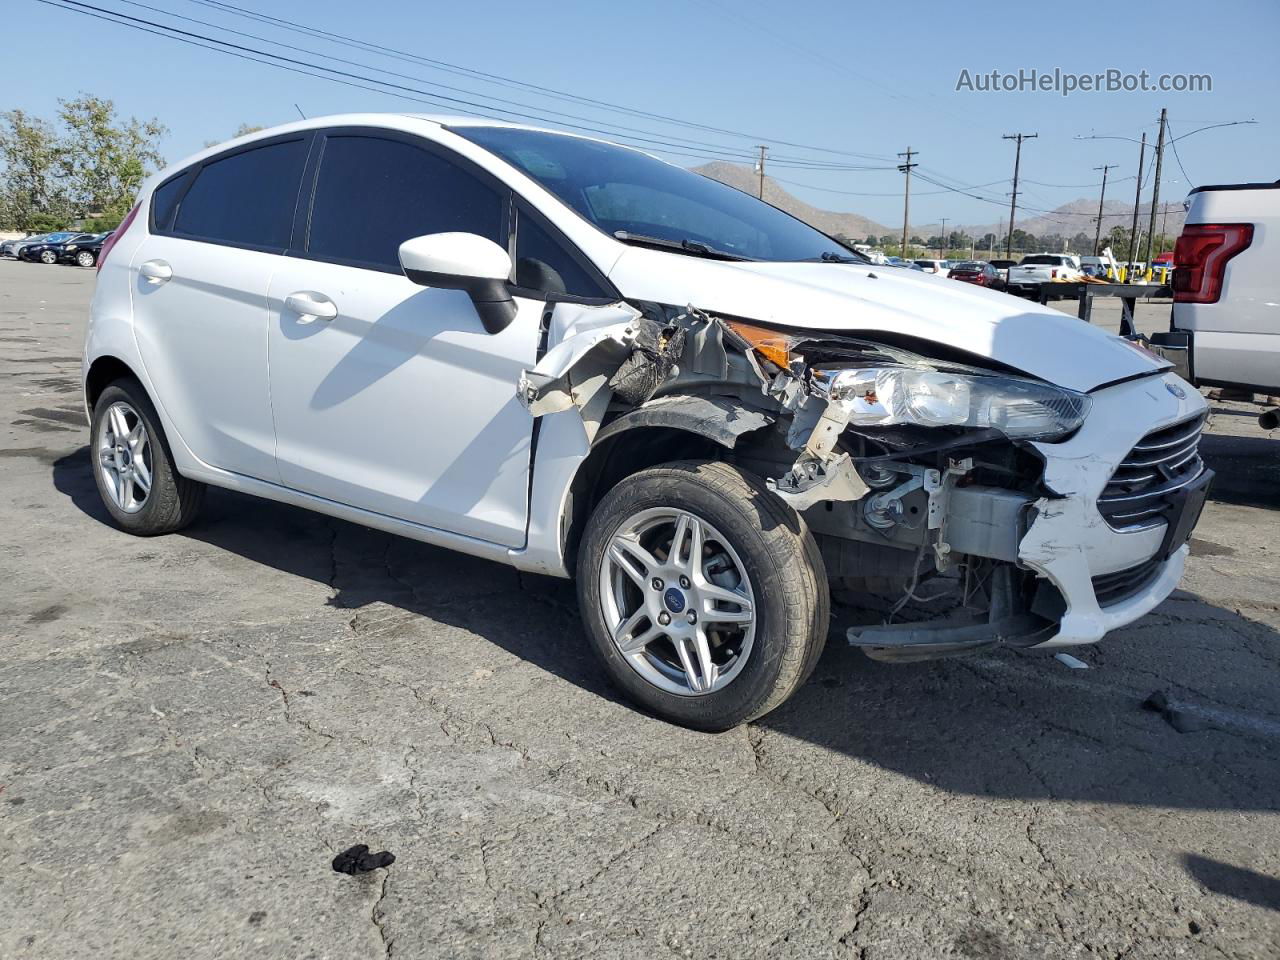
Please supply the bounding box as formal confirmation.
[91,378,205,535]
[39,249,57,264]
[578,460,828,731]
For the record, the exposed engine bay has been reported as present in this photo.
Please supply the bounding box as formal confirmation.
[512,297,1154,662]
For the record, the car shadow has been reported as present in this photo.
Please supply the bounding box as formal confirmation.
[52,445,1280,812]
[1200,431,1280,510]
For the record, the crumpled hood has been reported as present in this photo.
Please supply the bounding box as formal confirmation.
[606,248,1167,393]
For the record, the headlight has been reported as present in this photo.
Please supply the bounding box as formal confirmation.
[817,367,1090,440]
[66,245,77,251]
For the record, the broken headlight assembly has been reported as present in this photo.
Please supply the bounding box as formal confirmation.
[814,367,1091,441]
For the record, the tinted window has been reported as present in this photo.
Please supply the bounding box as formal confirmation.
[514,208,606,297]
[307,135,503,270]
[453,126,861,263]
[174,139,307,248]
[1021,255,1064,265]
[151,173,188,230]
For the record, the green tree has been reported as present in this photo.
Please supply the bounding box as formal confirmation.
[56,94,167,225]
[864,234,878,247]
[879,235,895,248]
[0,109,68,231]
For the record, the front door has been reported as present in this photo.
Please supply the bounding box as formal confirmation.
[266,131,540,547]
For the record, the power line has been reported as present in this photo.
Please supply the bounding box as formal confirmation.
[182,0,893,161]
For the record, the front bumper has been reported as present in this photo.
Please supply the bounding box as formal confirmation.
[1018,371,1207,647]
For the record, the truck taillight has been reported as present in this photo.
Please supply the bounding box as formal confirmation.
[1173,223,1253,304]
[1050,269,1058,279]
[97,203,140,272]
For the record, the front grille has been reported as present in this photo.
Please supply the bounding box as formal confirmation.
[1097,413,1206,529]
[1092,557,1164,607]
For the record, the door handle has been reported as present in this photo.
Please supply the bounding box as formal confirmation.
[284,291,338,324]
[139,259,172,285]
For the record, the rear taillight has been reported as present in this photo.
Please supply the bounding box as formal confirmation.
[1050,269,1058,279]
[1173,223,1253,304]
[97,202,140,272]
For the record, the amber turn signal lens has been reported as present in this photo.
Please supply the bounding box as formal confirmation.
[722,319,796,369]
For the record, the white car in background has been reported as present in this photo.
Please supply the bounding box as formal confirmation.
[82,114,1208,730]
[913,258,951,276]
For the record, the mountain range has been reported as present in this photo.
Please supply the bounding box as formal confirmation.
[693,161,1186,249]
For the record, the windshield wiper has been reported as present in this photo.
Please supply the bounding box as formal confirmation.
[794,250,866,264]
[613,230,751,261]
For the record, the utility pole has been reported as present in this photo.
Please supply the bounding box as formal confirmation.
[938,217,948,258]
[897,147,917,257]
[1003,132,1037,258]
[1127,132,1147,273]
[755,146,767,199]
[1145,108,1167,266]
[1092,163,1115,256]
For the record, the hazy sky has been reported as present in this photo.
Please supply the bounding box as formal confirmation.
[10,0,1278,230]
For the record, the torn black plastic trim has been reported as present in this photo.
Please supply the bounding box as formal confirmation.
[592,394,775,451]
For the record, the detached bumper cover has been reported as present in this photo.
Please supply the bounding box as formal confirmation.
[1019,371,1208,648]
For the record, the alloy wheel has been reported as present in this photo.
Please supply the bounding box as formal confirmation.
[97,401,153,513]
[599,507,756,696]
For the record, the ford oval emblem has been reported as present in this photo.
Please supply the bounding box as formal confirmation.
[1166,382,1186,400]
[663,588,686,614]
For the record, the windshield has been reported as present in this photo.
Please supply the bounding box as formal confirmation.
[452,125,861,263]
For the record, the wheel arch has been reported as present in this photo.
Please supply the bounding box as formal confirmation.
[558,394,776,576]
[85,355,143,410]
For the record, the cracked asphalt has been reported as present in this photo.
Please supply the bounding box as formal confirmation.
[2,258,1279,959]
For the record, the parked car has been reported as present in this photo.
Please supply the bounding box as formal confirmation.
[83,114,1207,730]
[58,231,112,267]
[1006,254,1084,296]
[2,232,59,259]
[913,258,951,276]
[19,232,92,264]
[948,260,1001,288]
[1150,180,1280,410]
[988,258,1018,286]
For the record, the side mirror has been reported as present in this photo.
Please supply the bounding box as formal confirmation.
[399,232,516,334]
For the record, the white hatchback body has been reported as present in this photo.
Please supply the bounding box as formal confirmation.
[84,113,1207,652]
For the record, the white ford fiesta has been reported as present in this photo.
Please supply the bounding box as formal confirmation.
[83,113,1210,730]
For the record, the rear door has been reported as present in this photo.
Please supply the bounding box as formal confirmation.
[265,129,553,547]
[130,134,311,480]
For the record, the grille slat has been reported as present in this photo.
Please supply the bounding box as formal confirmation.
[1098,413,1206,531]
[1092,557,1164,607]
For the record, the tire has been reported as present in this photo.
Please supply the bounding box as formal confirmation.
[76,249,96,268]
[577,460,829,731]
[39,249,57,265]
[91,378,205,535]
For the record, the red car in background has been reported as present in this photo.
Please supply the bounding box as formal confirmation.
[949,260,1002,289]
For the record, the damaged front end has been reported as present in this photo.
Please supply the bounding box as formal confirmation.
[516,299,1110,662]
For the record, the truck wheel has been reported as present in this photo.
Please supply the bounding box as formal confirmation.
[91,378,205,535]
[577,460,829,731]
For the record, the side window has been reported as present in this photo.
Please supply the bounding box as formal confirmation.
[307,135,503,270]
[514,208,607,298]
[173,138,308,249]
[150,173,188,231]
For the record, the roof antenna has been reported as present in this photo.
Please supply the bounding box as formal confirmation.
[294,103,307,120]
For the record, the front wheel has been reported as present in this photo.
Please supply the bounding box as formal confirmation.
[76,249,96,267]
[577,460,829,731]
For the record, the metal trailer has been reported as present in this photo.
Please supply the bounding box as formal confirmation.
[1038,282,1171,337]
